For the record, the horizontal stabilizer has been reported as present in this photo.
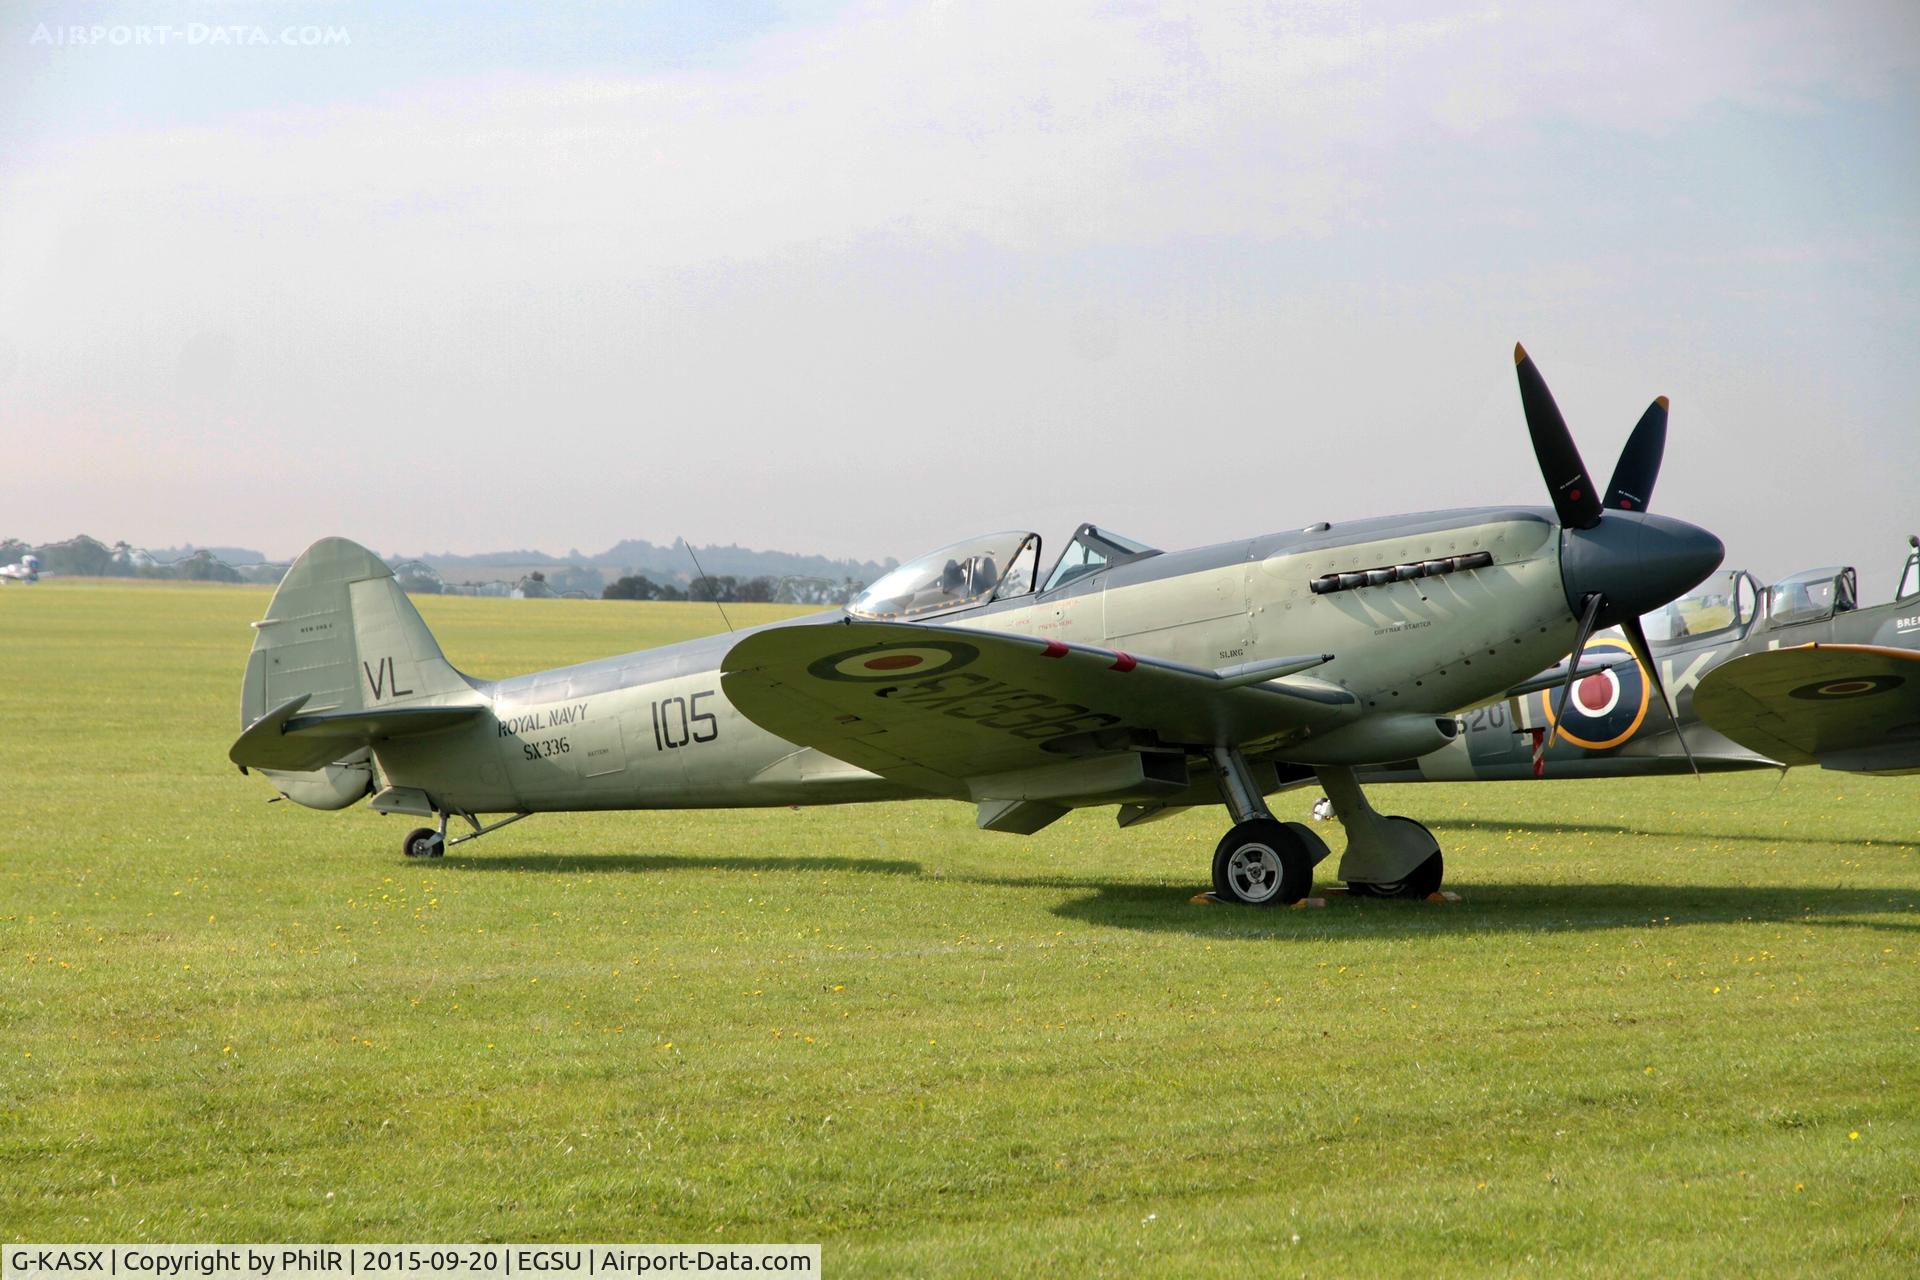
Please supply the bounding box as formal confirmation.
[231,693,486,772]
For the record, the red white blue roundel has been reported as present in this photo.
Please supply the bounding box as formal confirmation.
[809,640,980,682]
[1788,674,1904,700]
[1536,636,1651,751]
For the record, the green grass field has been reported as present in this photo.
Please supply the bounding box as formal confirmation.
[3,580,1915,1275]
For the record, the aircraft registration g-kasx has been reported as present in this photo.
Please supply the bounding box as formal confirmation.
[231,346,1723,906]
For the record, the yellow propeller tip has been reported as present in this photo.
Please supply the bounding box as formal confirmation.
[1655,395,1670,410]
[1513,342,1529,364]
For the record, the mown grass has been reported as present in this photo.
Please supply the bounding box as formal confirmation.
[2,580,1915,1276]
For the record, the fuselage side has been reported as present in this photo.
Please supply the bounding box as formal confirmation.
[372,506,1583,816]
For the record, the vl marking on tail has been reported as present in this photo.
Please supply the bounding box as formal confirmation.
[363,655,415,700]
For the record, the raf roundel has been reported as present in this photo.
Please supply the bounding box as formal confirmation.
[809,640,981,683]
[1570,668,1622,719]
[1536,635,1651,751]
[1788,674,1905,701]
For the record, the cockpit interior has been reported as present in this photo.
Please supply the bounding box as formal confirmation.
[1639,569,1762,645]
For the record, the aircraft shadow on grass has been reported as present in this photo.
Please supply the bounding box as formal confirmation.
[1043,879,1919,939]
[1420,817,1885,850]
[450,851,1916,940]
[447,851,925,878]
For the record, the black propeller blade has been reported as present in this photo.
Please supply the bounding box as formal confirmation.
[1604,397,1668,512]
[1620,614,1699,778]
[1547,591,1605,751]
[1515,343,1603,530]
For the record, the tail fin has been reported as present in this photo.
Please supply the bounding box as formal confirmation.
[240,537,481,732]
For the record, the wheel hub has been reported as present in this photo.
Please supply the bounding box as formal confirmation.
[1227,843,1282,903]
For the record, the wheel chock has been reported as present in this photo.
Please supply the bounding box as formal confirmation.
[1190,892,1327,908]
[1318,886,1461,903]
[1187,889,1454,906]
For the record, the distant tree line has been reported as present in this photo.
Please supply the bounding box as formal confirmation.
[602,573,867,605]
[0,536,286,584]
[3,535,872,605]
[604,573,776,602]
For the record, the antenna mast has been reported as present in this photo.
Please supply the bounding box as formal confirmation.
[681,538,734,633]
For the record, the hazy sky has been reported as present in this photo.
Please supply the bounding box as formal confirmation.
[3,1,1916,593]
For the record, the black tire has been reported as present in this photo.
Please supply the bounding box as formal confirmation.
[402,827,441,859]
[1347,818,1443,899]
[1211,819,1314,906]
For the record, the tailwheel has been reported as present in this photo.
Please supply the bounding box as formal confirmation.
[1211,819,1319,906]
[402,827,444,859]
[1345,817,1442,898]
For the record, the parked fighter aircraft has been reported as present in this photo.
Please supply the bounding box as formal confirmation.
[1349,537,1920,787]
[230,346,1722,905]
[0,553,41,583]
[1695,539,1920,774]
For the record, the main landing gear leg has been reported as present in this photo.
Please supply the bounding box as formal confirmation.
[1312,766,1443,899]
[1207,747,1330,906]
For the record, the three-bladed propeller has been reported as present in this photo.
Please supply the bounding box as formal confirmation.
[1517,345,1700,775]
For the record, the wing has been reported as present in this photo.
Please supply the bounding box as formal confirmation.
[720,620,1356,798]
[1692,643,1920,773]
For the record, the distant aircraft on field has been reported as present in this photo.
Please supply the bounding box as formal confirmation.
[0,553,41,583]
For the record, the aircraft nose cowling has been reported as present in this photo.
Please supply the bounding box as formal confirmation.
[1559,512,1724,627]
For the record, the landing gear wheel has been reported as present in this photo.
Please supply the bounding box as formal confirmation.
[1346,818,1442,898]
[1211,819,1315,906]
[402,827,444,859]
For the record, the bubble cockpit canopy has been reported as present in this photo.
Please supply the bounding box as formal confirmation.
[847,523,1162,621]
[1764,566,1856,627]
[848,531,1042,621]
[1042,523,1161,591]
